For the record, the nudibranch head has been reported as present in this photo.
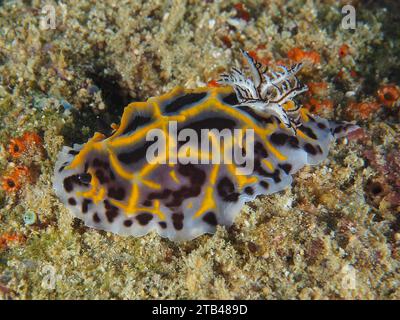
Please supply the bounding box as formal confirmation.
[53,49,359,241]
[218,49,308,134]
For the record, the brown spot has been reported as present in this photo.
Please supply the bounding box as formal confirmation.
[82,199,92,214]
[279,163,292,174]
[298,125,317,139]
[123,220,133,227]
[270,132,289,146]
[288,136,300,149]
[221,92,239,106]
[237,105,274,125]
[117,140,155,166]
[108,187,126,201]
[244,186,254,195]
[63,177,74,192]
[102,161,109,169]
[164,165,206,207]
[68,150,79,155]
[143,200,152,207]
[148,189,172,200]
[177,164,206,186]
[159,221,167,229]
[63,175,85,193]
[304,143,317,155]
[259,181,269,189]
[255,163,281,183]
[93,158,102,167]
[103,199,112,209]
[95,169,108,184]
[78,173,92,184]
[333,125,343,135]
[166,186,201,208]
[172,213,184,230]
[136,213,153,226]
[217,177,240,202]
[179,117,237,140]
[68,197,77,206]
[164,92,208,114]
[202,211,218,226]
[106,210,118,223]
[254,141,268,158]
[93,212,101,223]
[121,115,153,134]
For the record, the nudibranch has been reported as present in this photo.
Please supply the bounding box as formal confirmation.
[53,50,358,241]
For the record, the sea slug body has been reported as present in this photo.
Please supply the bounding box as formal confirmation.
[53,50,358,241]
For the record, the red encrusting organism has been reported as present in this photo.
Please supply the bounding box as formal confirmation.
[234,3,250,22]
[7,132,42,159]
[304,97,333,114]
[338,44,350,58]
[287,48,320,64]
[220,35,232,48]
[7,138,26,158]
[0,233,25,250]
[377,84,400,107]
[247,49,270,66]
[347,101,381,120]
[2,132,43,194]
[307,82,328,97]
[1,165,31,193]
[207,79,220,88]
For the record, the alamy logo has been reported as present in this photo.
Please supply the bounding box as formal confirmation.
[41,265,58,290]
[341,264,357,290]
[341,4,356,30]
[40,4,67,30]
[40,5,56,30]
[145,121,255,175]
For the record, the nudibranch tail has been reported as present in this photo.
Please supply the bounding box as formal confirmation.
[53,50,359,241]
